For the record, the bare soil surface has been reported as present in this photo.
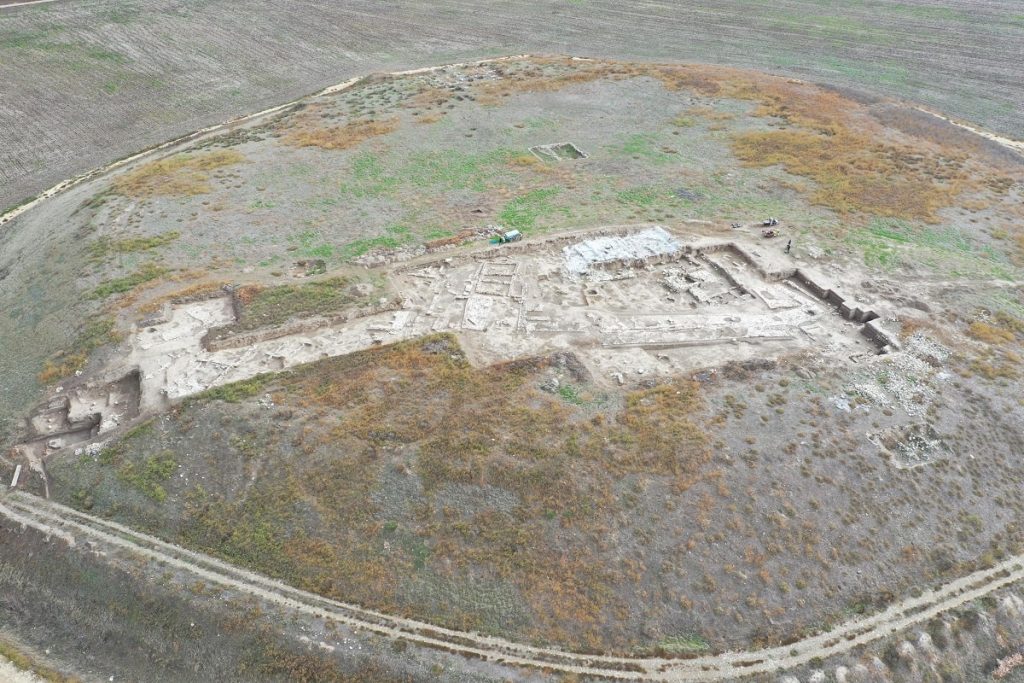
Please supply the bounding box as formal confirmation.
[0,659,42,683]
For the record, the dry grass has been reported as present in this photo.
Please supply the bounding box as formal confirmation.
[136,280,229,315]
[424,228,478,251]
[89,231,180,262]
[969,320,1016,345]
[473,61,616,105]
[206,276,378,341]
[403,85,452,125]
[111,268,210,310]
[404,85,453,110]
[38,355,88,384]
[126,335,714,650]
[731,128,966,220]
[414,112,444,125]
[111,150,245,198]
[470,57,984,221]
[685,106,734,122]
[273,338,711,643]
[967,352,1020,380]
[721,74,980,220]
[962,314,1022,379]
[284,117,398,151]
[38,317,121,383]
[507,152,552,171]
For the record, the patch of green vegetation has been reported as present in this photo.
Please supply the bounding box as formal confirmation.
[124,419,155,442]
[118,451,177,502]
[191,374,275,404]
[423,227,453,240]
[607,133,675,164]
[336,224,415,260]
[820,55,911,88]
[86,47,128,64]
[0,191,39,217]
[89,231,180,261]
[888,3,972,22]
[90,262,168,299]
[306,244,333,258]
[847,217,1016,277]
[287,229,335,259]
[558,384,584,404]
[241,278,356,322]
[336,152,400,198]
[102,5,142,25]
[209,276,381,342]
[405,537,431,570]
[402,148,515,191]
[657,633,710,654]
[847,219,909,270]
[785,14,899,46]
[520,116,556,129]
[617,186,666,206]
[497,188,560,232]
[338,235,402,259]
[0,27,69,52]
[79,316,120,352]
[557,384,607,407]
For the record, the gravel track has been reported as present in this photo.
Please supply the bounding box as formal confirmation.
[1,0,1022,213]
[3,489,1023,681]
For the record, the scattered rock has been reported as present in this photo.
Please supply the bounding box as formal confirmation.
[673,187,702,201]
[539,376,560,393]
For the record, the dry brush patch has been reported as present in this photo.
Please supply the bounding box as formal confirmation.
[204,276,381,343]
[730,128,967,220]
[469,57,1001,222]
[110,150,246,198]
[135,280,230,315]
[54,335,715,652]
[37,317,121,384]
[281,112,399,151]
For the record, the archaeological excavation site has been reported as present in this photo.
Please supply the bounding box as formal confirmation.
[3,54,1024,682]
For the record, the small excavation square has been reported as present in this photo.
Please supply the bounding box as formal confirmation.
[529,142,587,162]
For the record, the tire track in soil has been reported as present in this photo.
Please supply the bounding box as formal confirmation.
[2,489,1023,681]
[0,0,66,8]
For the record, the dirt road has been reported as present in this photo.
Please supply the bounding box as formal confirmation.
[2,489,1021,681]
